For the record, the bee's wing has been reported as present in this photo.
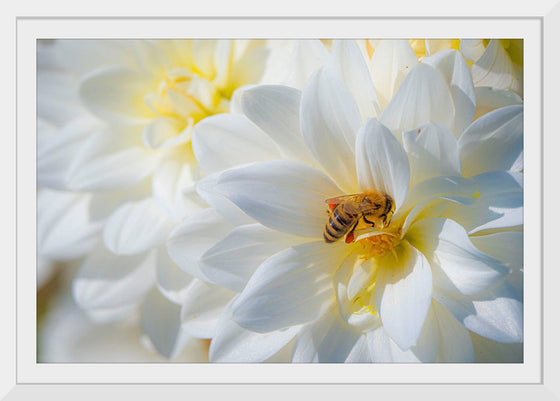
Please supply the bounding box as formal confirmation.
[324,194,361,205]
[325,194,362,212]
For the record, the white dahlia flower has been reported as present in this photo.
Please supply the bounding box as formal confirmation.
[166,39,523,362]
[37,39,293,357]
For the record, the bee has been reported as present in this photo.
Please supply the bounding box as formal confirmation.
[323,191,395,244]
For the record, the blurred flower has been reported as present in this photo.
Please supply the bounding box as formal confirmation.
[167,40,523,362]
[37,39,292,358]
[39,279,209,362]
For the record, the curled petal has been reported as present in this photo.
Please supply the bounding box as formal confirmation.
[201,224,306,292]
[370,40,418,109]
[180,279,235,339]
[192,113,280,176]
[444,171,523,234]
[328,40,380,119]
[38,189,102,260]
[67,127,160,191]
[380,63,454,136]
[422,49,476,136]
[103,198,173,255]
[79,67,154,124]
[232,241,347,332]
[406,218,509,295]
[292,308,362,362]
[210,302,299,363]
[241,85,314,164]
[214,160,342,238]
[402,123,461,187]
[459,105,523,177]
[72,246,155,311]
[356,119,410,211]
[167,208,234,281]
[301,67,362,192]
[375,241,433,350]
[434,281,523,344]
[140,288,189,359]
[285,40,329,90]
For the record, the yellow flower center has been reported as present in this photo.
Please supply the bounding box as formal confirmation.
[358,231,400,258]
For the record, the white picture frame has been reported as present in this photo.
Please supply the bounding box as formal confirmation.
[4,0,557,398]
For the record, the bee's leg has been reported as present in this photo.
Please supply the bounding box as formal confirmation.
[345,219,361,244]
[363,216,376,227]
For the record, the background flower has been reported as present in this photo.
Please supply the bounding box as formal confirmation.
[36,39,294,360]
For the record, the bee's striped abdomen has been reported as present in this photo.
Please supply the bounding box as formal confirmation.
[323,207,356,243]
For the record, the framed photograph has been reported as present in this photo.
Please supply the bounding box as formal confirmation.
[6,1,557,399]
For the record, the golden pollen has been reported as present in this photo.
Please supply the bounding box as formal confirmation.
[358,231,400,259]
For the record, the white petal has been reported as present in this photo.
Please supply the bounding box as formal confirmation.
[72,246,155,311]
[328,40,380,119]
[460,39,486,62]
[407,218,509,295]
[37,70,83,126]
[180,279,235,339]
[167,208,234,281]
[370,304,444,363]
[344,335,371,363]
[432,300,474,362]
[470,231,523,271]
[37,116,97,190]
[292,308,361,363]
[210,302,300,362]
[380,63,454,136]
[285,40,329,90]
[375,241,433,350]
[67,127,160,191]
[141,117,187,150]
[229,46,270,87]
[37,189,102,260]
[471,332,523,362]
[459,105,523,177]
[301,67,361,192]
[367,327,422,363]
[79,67,154,124]
[164,89,204,120]
[471,40,522,96]
[201,224,306,292]
[398,175,478,222]
[215,160,342,238]
[103,198,173,255]
[444,171,522,234]
[151,149,204,222]
[370,40,418,109]
[402,123,461,186]
[228,84,255,114]
[140,288,189,359]
[422,50,476,136]
[434,282,523,343]
[240,85,314,164]
[192,113,280,176]
[191,39,217,77]
[155,247,194,304]
[195,172,254,226]
[474,87,523,120]
[232,241,347,332]
[355,119,410,211]
[88,179,152,222]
